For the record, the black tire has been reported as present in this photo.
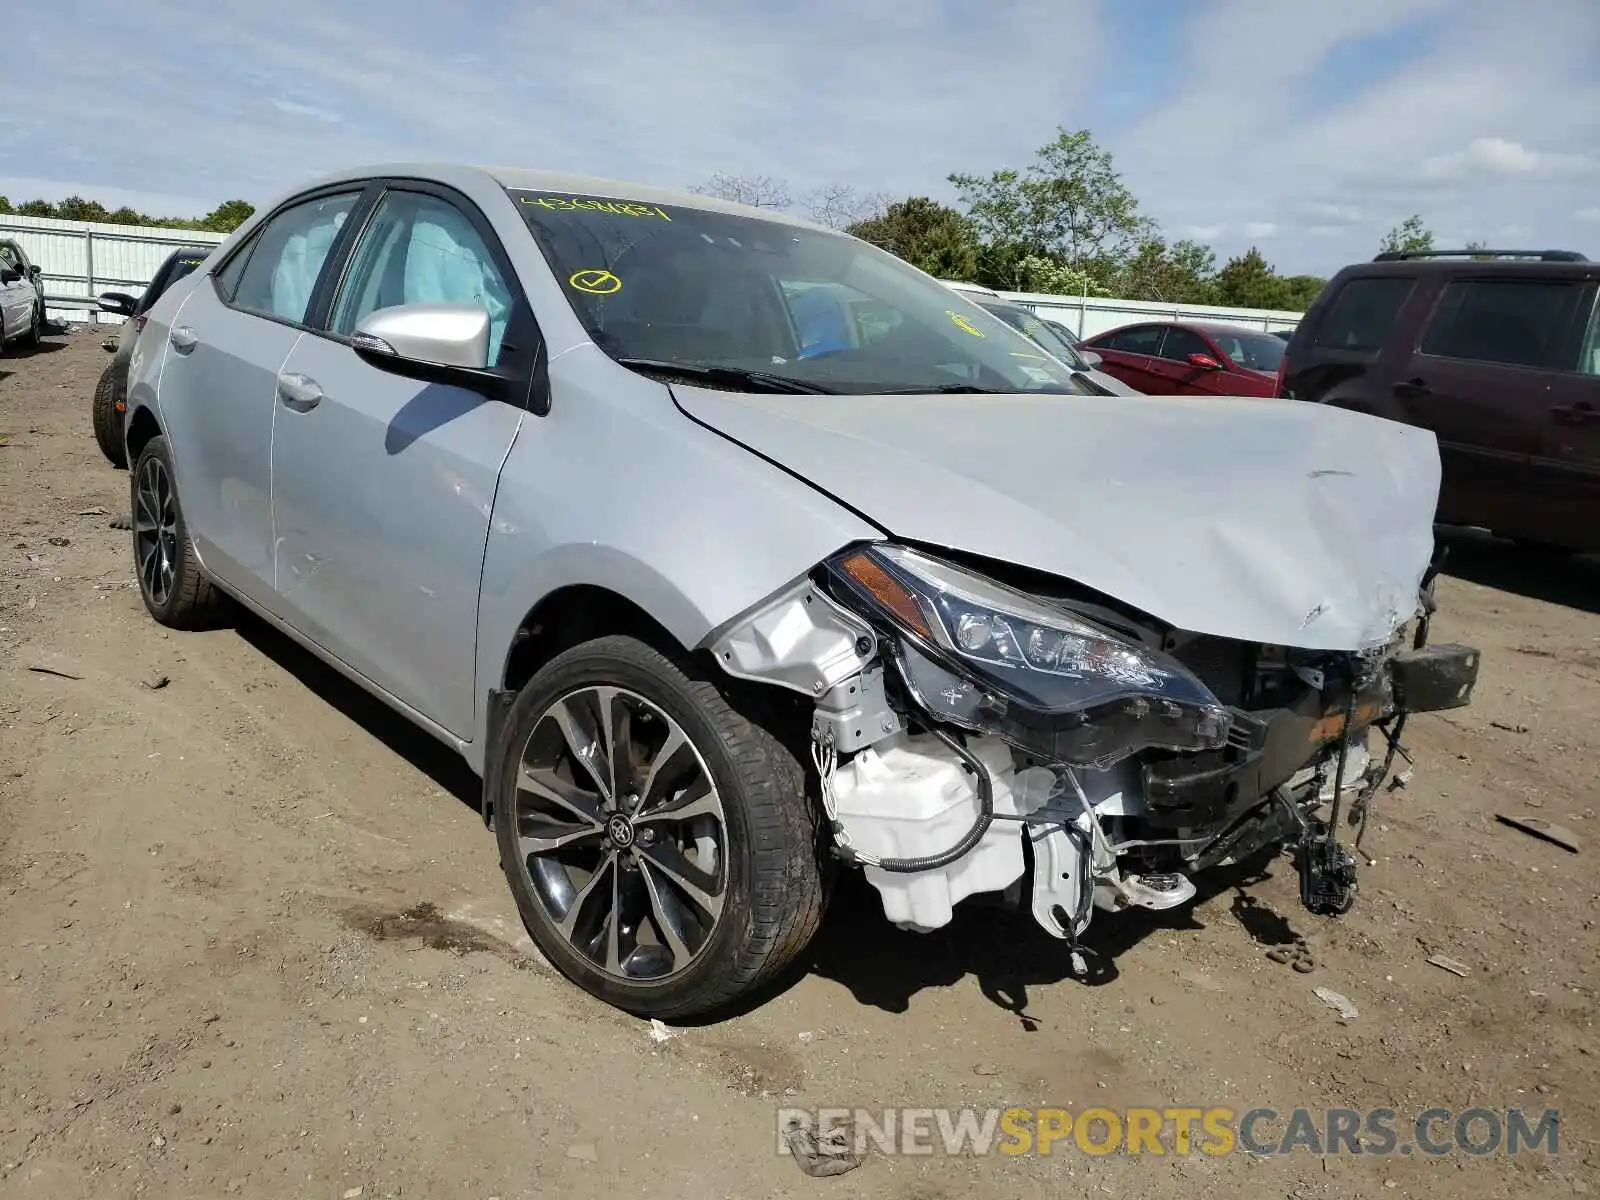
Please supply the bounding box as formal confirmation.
[493,634,826,1018]
[92,364,128,467]
[130,434,224,628]
[20,299,43,348]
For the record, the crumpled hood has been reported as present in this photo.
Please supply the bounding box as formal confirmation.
[672,386,1442,651]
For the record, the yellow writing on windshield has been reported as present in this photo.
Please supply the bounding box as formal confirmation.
[522,196,672,221]
[568,269,623,295]
[946,310,985,338]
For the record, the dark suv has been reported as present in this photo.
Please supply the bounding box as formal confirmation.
[1282,249,1600,554]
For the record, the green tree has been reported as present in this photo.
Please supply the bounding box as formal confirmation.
[0,196,11,214]
[1117,237,1217,303]
[1281,274,1327,311]
[1379,214,1433,256]
[949,128,1153,290]
[848,197,980,281]
[1214,248,1294,310]
[17,199,53,217]
[201,199,256,233]
[54,195,111,223]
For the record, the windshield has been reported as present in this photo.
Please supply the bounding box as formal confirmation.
[511,189,1094,395]
[977,301,1090,369]
[1207,329,1287,372]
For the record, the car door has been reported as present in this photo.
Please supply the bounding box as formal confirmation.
[268,182,530,736]
[154,188,365,606]
[1090,324,1164,391]
[1538,281,1600,550]
[1398,276,1587,538]
[1141,326,1228,395]
[0,242,28,337]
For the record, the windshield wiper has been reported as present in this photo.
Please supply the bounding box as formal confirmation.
[869,383,995,394]
[614,358,836,395]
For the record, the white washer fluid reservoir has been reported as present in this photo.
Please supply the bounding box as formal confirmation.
[829,731,1023,932]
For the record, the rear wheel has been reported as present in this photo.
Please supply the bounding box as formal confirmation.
[131,435,223,628]
[493,635,826,1018]
[92,364,128,467]
[20,297,43,348]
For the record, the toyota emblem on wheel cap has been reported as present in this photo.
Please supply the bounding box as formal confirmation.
[606,813,635,848]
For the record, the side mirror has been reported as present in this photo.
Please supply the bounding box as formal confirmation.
[1187,352,1223,370]
[0,267,20,285]
[1080,350,1103,368]
[98,291,139,317]
[351,303,498,392]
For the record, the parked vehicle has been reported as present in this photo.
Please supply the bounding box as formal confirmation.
[969,296,1140,395]
[1282,249,1600,554]
[93,246,213,466]
[123,165,1479,1017]
[1083,320,1287,397]
[0,237,45,352]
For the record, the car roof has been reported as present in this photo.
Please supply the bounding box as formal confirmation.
[168,245,214,259]
[1187,321,1280,338]
[1326,257,1598,282]
[286,162,830,232]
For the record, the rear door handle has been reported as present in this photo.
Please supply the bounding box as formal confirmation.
[169,326,198,354]
[276,372,324,412]
[1393,377,1431,398]
[1551,400,1598,424]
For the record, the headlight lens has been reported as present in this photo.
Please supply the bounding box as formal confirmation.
[824,544,1232,769]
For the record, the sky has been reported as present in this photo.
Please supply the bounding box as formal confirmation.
[3,0,1597,276]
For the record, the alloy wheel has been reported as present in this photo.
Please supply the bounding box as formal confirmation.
[511,685,728,984]
[134,455,178,607]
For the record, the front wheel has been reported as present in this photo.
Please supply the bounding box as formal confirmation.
[493,635,826,1018]
[20,298,43,348]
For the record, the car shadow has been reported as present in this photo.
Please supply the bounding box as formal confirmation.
[1436,526,1600,615]
[229,607,483,812]
[3,336,70,359]
[771,849,1290,1028]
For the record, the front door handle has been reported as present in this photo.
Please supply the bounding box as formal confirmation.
[1551,400,1598,424]
[1393,377,1431,399]
[169,326,198,354]
[276,372,324,412]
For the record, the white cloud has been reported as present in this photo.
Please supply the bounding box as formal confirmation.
[1422,137,1594,181]
[1186,224,1225,241]
[1244,222,1279,239]
[1576,206,1600,224]
[1497,223,1534,240]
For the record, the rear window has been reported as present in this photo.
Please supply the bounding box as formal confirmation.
[1312,277,1415,353]
[1420,280,1580,369]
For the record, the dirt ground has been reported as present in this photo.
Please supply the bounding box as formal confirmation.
[1,330,1596,1200]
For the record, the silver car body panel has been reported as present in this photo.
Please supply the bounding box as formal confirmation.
[667,386,1440,652]
[126,160,1437,786]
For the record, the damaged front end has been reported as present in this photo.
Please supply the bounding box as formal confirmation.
[709,542,1479,960]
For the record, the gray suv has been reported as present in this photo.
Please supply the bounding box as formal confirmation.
[125,164,1479,1017]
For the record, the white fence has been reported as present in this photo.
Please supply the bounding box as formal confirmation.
[985,289,1304,339]
[2,211,1308,335]
[0,214,227,325]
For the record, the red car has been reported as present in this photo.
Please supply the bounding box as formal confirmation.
[1082,320,1288,397]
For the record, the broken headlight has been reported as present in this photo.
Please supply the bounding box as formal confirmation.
[824,544,1231,770]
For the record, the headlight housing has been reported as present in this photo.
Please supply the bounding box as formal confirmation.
[823,544,1231,770]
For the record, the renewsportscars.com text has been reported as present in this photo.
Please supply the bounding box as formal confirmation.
[776,1106,1559,1158]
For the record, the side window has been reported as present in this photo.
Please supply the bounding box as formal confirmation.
[330,190,514,365]
[0,243,18,271]
[214,231,260,303]
[228,191,360,325]
[1578,286,1600,377]
[1420,280,1579,369]
[1157,328,1211,362]
[1313,277,1415,352]
[1108,326,1162,354]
